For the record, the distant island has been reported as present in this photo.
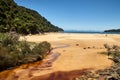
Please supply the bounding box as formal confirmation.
[104,29,120,32]
[0,0,63,35]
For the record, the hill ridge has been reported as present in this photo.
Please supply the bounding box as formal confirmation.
[0,0,63,34]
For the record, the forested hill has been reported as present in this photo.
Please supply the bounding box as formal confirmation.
[104,29,120,32]
[0,0,63,34]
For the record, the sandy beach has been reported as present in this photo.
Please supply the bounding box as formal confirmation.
[1,33,120,80]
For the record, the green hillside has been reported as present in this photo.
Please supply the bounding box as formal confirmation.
[0,0,63,34]
[104,29,120,32]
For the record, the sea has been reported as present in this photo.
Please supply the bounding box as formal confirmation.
[63,30,120,34]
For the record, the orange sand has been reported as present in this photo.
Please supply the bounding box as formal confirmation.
[1,33,120,80]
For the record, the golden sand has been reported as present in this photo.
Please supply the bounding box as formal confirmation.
[1,33,120,80]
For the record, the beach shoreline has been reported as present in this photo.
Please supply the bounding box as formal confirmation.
[20,33,120,71]
[1,33,120,80]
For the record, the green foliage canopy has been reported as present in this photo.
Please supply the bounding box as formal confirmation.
[0,0,63,34]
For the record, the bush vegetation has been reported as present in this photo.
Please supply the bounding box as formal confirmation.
[0,33,51,71]
[104,29,120,32]
[0,0,63,35]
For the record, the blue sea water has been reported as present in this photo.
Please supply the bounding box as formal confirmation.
[63,30,120,34]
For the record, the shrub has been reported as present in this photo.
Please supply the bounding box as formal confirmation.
[0,33,51,71]
[32,41,51,57]
[19,40,32,55]
[0,33,19,51]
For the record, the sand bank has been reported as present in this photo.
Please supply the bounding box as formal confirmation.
[1,33,120,80]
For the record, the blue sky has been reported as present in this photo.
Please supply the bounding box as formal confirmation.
[14,0,120,31]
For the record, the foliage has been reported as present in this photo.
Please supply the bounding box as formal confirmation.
[104,29,120,32]
[32,41,51,57]
[98,51,108,55]
[0,33,51,71]
[0,33,19,51]
[0,0,63,35]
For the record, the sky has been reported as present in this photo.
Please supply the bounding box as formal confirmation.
[14,0,120,31]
